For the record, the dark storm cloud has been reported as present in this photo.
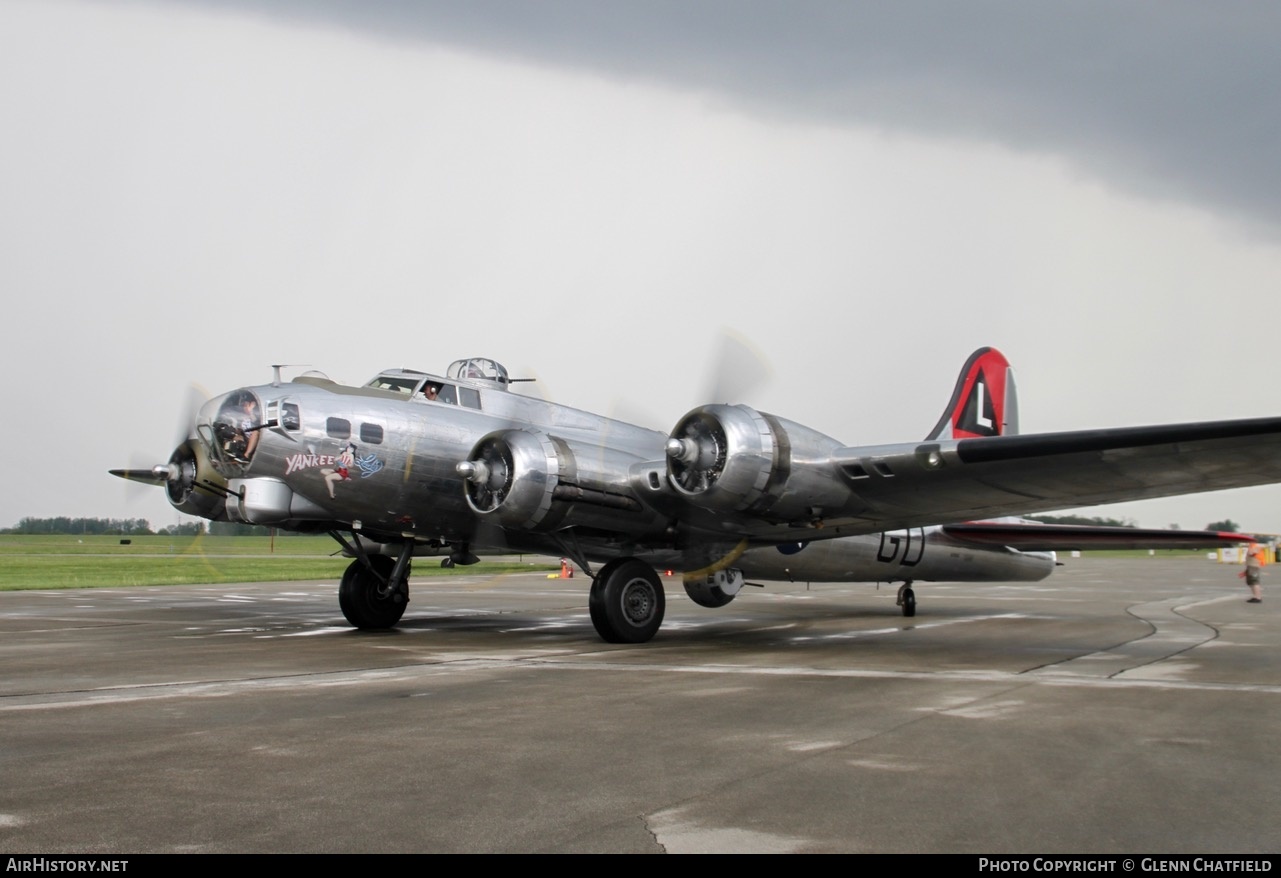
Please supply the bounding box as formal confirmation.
[183,0,1281,233]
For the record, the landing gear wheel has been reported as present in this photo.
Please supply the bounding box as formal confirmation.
[589,558,665,643]
[900,586,916,618]
[339,555,408,629]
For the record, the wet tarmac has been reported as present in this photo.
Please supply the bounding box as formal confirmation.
[0,555,1276,853]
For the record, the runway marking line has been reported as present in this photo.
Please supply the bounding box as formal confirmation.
[4,650,1281,714]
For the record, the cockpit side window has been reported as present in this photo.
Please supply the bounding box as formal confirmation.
[266,400,302,433]
[459,387,480,409]
[419,382,458,404]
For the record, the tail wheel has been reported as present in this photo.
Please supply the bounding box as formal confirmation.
[901,586,916,618]
[339,555,409,629]
[589,558,665,643]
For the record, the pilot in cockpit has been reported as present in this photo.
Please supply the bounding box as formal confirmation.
[422,382,440,401]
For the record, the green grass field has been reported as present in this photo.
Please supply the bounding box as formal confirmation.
[0,534,557,590]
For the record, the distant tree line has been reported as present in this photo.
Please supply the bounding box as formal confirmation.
[1029,515,1249,534]
[4,517,162,535]
[1028,514,1137,528]
[4,517,210,536]
[3,517,294,537]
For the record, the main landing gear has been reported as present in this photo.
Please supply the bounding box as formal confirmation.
[339,553,410,629]
[588,558,666,643]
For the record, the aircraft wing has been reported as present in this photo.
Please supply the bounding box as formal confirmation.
[940,522,1256,551]
[828,417,1281,534]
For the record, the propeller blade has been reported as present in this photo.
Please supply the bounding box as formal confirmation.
[109,466,170,487]
[114,382,208,503]
[705,329,772,405]
[175,383,210,447]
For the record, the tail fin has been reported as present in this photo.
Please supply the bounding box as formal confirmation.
[925,347,1019,440]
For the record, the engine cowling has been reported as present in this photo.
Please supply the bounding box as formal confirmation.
[458,429,559,528]
[665,405,851,522]
[666,405,775,510]
[457,429,663,533]
[165,439,227,520]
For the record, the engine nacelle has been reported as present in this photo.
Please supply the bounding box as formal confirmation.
[164,439,227,520]
[665,405,851,522]
[666,405,774,509]
[459,429,560,529]
[458,429,662,533]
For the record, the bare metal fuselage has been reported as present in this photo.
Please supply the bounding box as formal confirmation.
[189,369,1052,588]
[123,347,1279,641]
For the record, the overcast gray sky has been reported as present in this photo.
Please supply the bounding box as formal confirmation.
[5,0,1281,532]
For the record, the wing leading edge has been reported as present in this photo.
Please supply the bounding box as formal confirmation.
[831,415,1281,533]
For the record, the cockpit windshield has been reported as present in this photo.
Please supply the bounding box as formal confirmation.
[366,374,422,394]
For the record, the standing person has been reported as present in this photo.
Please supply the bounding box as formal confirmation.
[1242,542,1265,603]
